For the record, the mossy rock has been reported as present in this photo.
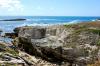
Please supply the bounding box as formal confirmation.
[97,40,100,46]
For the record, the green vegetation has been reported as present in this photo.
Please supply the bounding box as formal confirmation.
[73,28,100,35]
[64,24,88,34]
[74,28,87,34]
[64,23,87,29]
[0,63,17,66]
[5,48,19,56]
[64,22,100,35]
[0,43,19,56]
[79,25,87,29]
[63,24,73,28]
[97,40,100,46]
[0,43,6,50]
[88,29,100,35]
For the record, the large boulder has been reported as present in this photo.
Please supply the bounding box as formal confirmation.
[0,29,3,35]
[5,32,18,38]
[14,25,100,66]
[18,26,46,39]
[13,27,21,34]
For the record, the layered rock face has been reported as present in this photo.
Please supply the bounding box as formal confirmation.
[0,42,26,66]
[13,22,100,66]
[18,26,46,39]
[0,42,58,66]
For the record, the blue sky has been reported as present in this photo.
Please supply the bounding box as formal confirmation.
[0,0,100,16]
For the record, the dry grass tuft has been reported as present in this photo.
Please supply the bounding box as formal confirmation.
[87,60,100,66]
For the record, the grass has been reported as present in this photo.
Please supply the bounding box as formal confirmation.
[5,48,19,56]
[0,44,19,57]
[0,43,7,51]
[72,28,100,36]
[87,60,100,66]
[63,24,74,28]
[88,29,100,35]
[97,40,100,46]
[0,63,17,66]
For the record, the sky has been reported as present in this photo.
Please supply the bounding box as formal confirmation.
[0,0,100,16]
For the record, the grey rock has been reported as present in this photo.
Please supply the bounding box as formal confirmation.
[13,27,21,34]
[0,29,2,32]
[14,25,100,66]
[5,32,18,38]
[18,26,46,39]
[0,29,3,36]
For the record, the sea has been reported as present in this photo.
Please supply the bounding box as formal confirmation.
[0,16,100,33]
[0,16,100,43]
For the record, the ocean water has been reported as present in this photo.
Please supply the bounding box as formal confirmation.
[0,16,100,33]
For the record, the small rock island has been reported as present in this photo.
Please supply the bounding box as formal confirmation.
[0,18,26,21]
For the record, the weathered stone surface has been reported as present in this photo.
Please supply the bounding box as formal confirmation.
[0,42,27,66]
[13,22,100,66]
[18,26,46,39]
[0,41,63,66]
[5,33,18,38]
[13,27,21,34]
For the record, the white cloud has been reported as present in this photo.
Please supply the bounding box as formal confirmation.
[0,0,23,12]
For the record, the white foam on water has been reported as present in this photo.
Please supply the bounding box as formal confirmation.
[67,20,81,24]
[16,19,82,27]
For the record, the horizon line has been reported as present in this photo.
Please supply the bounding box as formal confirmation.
[0,16,100,17]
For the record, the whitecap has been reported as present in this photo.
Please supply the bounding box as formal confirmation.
[67,20,81,24]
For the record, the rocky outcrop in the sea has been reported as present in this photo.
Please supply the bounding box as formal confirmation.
[5,33,18,38]
[4,27,21,38]
[0,29,3,36]
[14,27,22,34]
[0,29,2,32]
[0,18,26,21]
[13,21,100,66]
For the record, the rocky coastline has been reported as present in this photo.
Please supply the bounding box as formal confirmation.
[0,21,100,66]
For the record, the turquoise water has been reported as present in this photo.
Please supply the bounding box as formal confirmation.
[0,16,100,33]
